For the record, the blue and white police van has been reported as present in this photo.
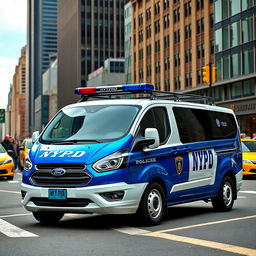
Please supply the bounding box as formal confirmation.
[21,84,243,225]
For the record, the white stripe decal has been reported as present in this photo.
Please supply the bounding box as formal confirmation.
[0,218,38,238]
[240,191,256,194]
[113,226,149,235]
[8,181,20,184]
[0,213,32,218]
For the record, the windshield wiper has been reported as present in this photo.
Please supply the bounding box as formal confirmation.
[51,139,102,145]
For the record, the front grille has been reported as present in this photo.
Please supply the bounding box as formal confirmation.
[31,197,92,207]
[249,169,256,173]
[31,164,91,187]
[0,170,7,174]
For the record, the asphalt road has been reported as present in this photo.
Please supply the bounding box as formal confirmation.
[0,171,255,256]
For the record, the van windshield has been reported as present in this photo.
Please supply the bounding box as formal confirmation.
[40,105,140,144]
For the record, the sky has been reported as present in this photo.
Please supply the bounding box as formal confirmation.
[0,0,27,109]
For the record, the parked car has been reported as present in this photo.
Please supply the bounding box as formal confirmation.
[0,144,14,180]
[20,138,33,171]
[241,139,256,176]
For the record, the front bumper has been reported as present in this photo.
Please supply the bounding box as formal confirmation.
[242,163,256,176]
[21,182,147,215]
[0,162,14,177]
[236,169,243,192]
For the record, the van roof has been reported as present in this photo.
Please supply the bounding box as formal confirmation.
[64,98,234,115]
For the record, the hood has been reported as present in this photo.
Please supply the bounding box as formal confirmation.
[242,152,256,161]
[0,152,8,161]
[30,134,133,165]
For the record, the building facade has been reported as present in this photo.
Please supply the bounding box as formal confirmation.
[27,0,58,134]
[125,1,132,84]
[9,47,28,140]
[87,58,126,87]
[58,0,125,109]
[213,0,256,136]
[132,0,214,91]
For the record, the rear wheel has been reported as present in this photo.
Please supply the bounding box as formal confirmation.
[137,182,166,225]
[32,211,64,224]
[212,176,235,211]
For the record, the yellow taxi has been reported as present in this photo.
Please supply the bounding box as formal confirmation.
[0,144,14,180]
[20,138,33,171]
[241,139,256,176]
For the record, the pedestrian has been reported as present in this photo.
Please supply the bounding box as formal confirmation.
[252,133,256,140]
[1,135,15,156]
[9,137,18,170]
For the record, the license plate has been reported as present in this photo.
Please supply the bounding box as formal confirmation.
[48,189,67,200]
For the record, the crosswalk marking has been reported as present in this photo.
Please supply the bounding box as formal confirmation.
[8,180,20,184]
[240,191,256,194]
[112,226,149,235]
[0,218,38,238]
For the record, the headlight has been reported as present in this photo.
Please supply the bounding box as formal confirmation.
[92,149,129,172]
[3,158,13,164]
[24,155,33,172]
[243,159,253,164]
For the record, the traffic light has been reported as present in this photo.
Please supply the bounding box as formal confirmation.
[202,65,210,84]
[211,65,216,84]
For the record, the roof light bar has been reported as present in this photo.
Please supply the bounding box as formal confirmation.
[75,83,154,95]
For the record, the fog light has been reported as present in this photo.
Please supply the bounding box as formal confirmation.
[100,191,124,201]
[21,190,27,199]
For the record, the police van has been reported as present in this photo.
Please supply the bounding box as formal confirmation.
[21,84,243,225]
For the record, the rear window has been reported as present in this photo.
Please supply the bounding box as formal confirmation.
[173,107,237,143]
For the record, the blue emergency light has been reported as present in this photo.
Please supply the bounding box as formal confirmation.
[75,83,154,95]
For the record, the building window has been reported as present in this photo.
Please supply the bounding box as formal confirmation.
[215,0,222,23]
[164,14,170,29]
[210,14,214,28]
[223,25,229,50]
[230,52,241,78]
[242,16,253,43]
[197,69,201,84]
[215,28,222,52]
[154,20,160,34]
[138,30,143,42]
[210,40,214,55]
[146,7,151,21]
[174,29,180,44]
[196,0,204,11]
[230,21,240,48]
[154,40,160,53]
[146,25,151,39]
[230,0,240,16]
[154,1,160,16]
[223,55,230,80]
[164,35,170,48]
[243,48,254,75]
[185,24,192,39]
[184,1,191,17]
[173,8,180,23]
[164,0,169,10]
[197,18,204,34]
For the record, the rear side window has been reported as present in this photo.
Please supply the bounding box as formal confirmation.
[137,107,170,144]
[173,107,237,143]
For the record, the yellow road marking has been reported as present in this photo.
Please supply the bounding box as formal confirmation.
[138,215,256,256]
[158,215,256,233]
[0,189,20,194]
[142,232,256,256]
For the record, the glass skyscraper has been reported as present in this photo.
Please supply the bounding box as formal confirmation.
[27,0,57,133]
[214,0,256,136]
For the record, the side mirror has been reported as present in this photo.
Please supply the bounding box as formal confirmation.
[144,128,160,149]
[32,131,40,143]
[132,128,160,152]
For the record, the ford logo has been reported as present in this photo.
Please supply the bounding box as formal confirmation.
[51,168,66,177]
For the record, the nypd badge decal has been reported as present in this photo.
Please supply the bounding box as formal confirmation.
[175,156,183,175]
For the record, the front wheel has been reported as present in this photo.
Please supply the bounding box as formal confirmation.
[212,176,235,211]
[137,182,166,225]
[32,211,64,224]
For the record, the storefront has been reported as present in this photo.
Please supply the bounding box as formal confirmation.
[218,98,256,137]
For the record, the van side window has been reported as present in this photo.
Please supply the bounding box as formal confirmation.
[137,107,170,144]
[173,107,237,143]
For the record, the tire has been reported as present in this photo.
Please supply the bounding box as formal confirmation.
[212,176,235,211]
[32,211,64,224]
[137,182,166,225]
[7,176,14,180]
